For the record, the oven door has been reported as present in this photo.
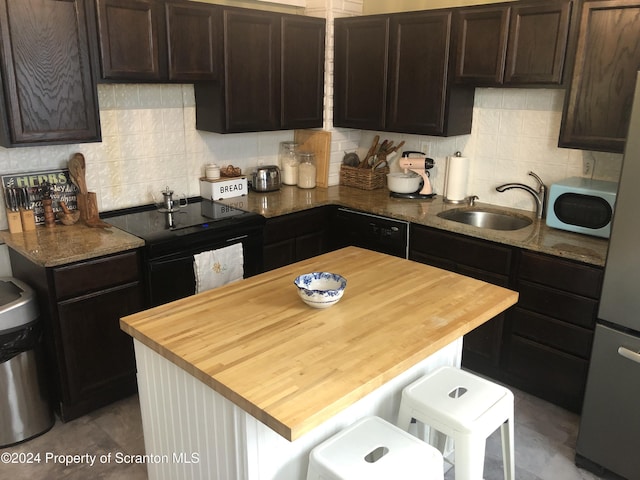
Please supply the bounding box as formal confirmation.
[146,233,263,307]
[148,252,198,307]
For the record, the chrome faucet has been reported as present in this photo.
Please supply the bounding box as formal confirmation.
[496,171,547,219]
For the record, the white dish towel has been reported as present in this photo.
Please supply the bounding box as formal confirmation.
[193,243,244,293]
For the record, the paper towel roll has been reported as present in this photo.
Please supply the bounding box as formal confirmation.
[444,153,470,202]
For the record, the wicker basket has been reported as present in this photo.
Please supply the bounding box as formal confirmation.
[340,164,389,190]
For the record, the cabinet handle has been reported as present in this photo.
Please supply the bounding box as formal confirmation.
[618,346,640,364]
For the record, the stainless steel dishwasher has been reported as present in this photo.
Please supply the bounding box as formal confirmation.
[330,208,409,258]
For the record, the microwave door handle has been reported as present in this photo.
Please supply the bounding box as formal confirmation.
[618,346,640,365]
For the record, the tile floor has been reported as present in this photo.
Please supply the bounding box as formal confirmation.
[1,388,606,480]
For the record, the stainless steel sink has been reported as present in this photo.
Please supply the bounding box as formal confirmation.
[437,208,533,231]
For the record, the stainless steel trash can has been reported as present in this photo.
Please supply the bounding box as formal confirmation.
[0,277,54,447]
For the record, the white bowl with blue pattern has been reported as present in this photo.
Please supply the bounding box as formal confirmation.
[294,272,347,309]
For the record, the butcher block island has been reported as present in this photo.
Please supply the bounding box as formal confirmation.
[120,247,518,479]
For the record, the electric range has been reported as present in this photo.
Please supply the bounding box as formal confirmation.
[103,198,265,307]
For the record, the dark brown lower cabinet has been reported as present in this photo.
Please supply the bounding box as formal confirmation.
[505,250,603,412]
[409,224,604,413]
[9,249,145,421]
[409,224,512,374]
[262,207,333,272]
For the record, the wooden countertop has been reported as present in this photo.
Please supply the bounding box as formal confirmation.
[121,246,518,441]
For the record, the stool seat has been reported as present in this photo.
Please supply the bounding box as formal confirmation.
[307,416,444,480]
[397,367,515,480]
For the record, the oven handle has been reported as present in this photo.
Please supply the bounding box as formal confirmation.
[226,234,248,243]
[149,235,250,268]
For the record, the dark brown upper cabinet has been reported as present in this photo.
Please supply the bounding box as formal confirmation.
[165,1,220,82]
[94,0,220,83]
[334,16,389,131]
[281,15,326,129]
[0,0,100,146]
[95,0,166,81]
[334,11,474,136]
[454,5,510,85]
[195,8,325,133]
[559,0,640,153]
[454,0,573,86]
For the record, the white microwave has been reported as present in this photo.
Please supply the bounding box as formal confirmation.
[546,177,618,238]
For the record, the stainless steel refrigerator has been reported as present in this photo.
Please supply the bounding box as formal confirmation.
[575,73,640,480]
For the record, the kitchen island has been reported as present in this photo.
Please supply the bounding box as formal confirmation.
[121,246,518,479]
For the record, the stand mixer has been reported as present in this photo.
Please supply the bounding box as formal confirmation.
[393,151,435,199]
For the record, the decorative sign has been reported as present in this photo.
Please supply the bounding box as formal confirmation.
[1,169,79,225]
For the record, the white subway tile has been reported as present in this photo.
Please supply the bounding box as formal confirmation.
[97,84,116,110]
[162,85,185,108]
[116,109,143,135]
[114,84,140,109]
[139,85,164,109]
[501,89,528,110]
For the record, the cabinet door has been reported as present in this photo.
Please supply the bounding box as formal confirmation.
[386,11,451,134]
[223,9,280,132]
[57,283,143,405]
[559,0,640,153]
[165,1,219,82]
[95,0,166,81]
[281,15,325,129]
[0,0,99,146]
[504,0,572,85]
[334,16,389,130]
[454,5,509,85]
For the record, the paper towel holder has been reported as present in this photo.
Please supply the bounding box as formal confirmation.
[444,151,474,205]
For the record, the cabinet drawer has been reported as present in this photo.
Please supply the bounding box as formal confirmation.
[53,251,141,299]
[518,280,598,328]
[510,307,593,358]
[410,225,512,276]
[518,251,603,298]
[264,208,330,244]
[506,335,588,412]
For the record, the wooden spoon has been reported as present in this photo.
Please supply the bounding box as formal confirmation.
[359,135,380,168]
[68,153,88,194]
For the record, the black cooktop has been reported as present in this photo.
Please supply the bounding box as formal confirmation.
[103,198,264,243]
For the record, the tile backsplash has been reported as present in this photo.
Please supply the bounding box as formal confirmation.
[0,83,295,230]
[353,88,623,212]
[0,84,623,231]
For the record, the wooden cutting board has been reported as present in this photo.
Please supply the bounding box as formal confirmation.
[294,129,331,188]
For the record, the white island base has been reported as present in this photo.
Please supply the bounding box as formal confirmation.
[133,338,462,480]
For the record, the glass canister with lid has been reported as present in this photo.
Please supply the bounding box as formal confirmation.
[279,141,299,185]
[297,151,316,189]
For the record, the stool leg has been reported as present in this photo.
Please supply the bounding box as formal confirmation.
[396,404,413,432]
[500,417,515,480]
[428,427,448,455]
[454,433,485,480]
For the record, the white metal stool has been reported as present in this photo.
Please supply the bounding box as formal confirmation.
[307,416,444,480]
[397,366,515,480]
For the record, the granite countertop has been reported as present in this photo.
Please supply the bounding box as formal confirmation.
[219,185,609,267]
[0,185,608,268]
[0,223,144,267]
